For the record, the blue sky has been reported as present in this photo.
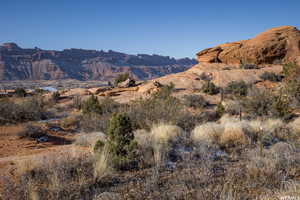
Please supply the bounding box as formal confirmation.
[0,0,299,58]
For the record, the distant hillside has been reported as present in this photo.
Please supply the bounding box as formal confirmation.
[0,43,197,81]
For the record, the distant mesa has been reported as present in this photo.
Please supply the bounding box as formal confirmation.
[1,42,21,50]
[197,26,300,65]
[0,43,197,81]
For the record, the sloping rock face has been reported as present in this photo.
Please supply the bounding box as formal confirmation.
[197,26,300,65]
[0,43,196,81]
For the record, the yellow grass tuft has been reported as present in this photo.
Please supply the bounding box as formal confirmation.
[192,122,223,144]
[220,122,249,146]
[150,124,183,144]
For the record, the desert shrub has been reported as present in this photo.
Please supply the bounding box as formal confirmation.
[240,63,259,69]
[176,111,219,132]
[222,100,241,115]
[15,88,27,97]
[3,153,97,200]
[99,97,121,114]
[114,72,130,86]
[225,81,248,96]
[74,132,106,148]
[0,97,46,124]
[153,82,175,99]
[242,89,291,119]
[106,113,138,170]
[283,62,300,79]
[72,95,82,110]
[35,88,46,94]
[182,94,209,109]
[284,79,300,107]
[60,115,81,130]
[201,80,219,95]
[260,71,283,82]
[51,91,60,103]
[216,103,225,118]
[244,142,300,188]
[82,95,102,114]
[79,113,109,133]
[126,86,182,129]
[18,124,45,139]
[81,96,121,115]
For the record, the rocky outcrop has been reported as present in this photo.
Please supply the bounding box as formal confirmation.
[197,26,300,65]
[117,78,136,88]
[0,44,196,81]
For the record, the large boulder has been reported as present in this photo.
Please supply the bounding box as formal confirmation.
[197,26,300,65]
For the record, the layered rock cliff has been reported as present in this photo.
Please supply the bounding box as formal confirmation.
[0,43,196,81]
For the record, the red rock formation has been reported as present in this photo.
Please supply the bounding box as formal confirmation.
[197,26,300,65]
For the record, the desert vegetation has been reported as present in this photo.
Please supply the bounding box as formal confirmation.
[2,65,300,200]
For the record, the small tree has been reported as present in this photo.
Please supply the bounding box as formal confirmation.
[15,88,26,97]
[107,113,137,170]
[114,73,130,86]
[225,81,248,97]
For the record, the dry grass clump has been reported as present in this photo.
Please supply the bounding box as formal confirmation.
[243,141,300,190]
[74,132,106,149]
[192,116,286,148]
[134,124,184,167]
[134,129,151,148]
[150,124,183,166]
[192,122,223,144]
[150,124,183,144]
[93,144,111,180]
[3,147,111,200]
[219,122,249,146]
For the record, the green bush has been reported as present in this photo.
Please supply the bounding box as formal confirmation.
[153,82,175,99]
[282,62,300,79]
[225,81,248,97]
[82,95,102,114]
[183,94,209,109]
[126,86,182,130]
[0,97,46,124]
[107,113,138,170]
[201,80,219,95]
[216,103,225,118]
[260,72,282,82]
[15,88,26,97]
[114,73,130,86]
[242,89,291,119]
